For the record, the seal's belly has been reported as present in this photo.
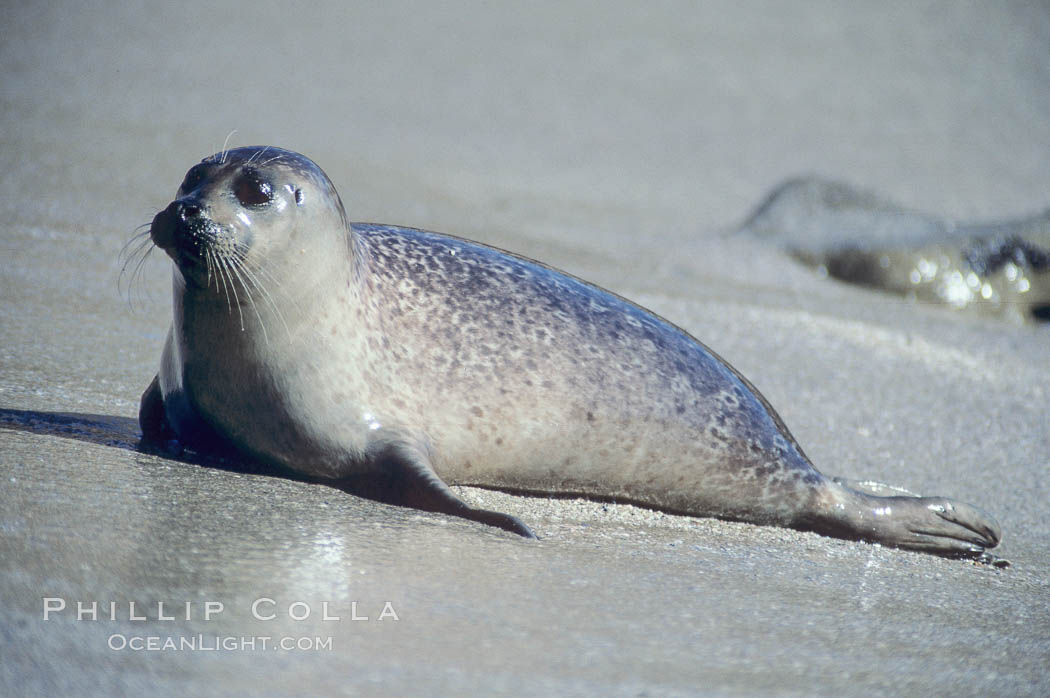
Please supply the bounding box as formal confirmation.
[361,308,808,515]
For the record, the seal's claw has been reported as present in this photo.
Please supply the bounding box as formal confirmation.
[922,496,1002,549]
[818,481,1002,557]
[462,508,537,539]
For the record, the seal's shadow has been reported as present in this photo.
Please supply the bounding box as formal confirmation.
[0,407,465,512]
[0,407,291,478]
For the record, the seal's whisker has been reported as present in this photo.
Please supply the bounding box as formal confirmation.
[128,244,157,303]
[220,129,238,164]
[119,233,153,280]
[247,145,271,165]
[229,257,252,335]
[238,252,299,329]
[219,252,248,333]
[239,253,287,296]
[118,223,153,260]
[118,226,159,304]
[204,247,218,295]
[206,248,218,295]
[120,233,152,268]
[226,254,269,344]
[118,228,153,279]
[202,243,215,289]
[209,248,238,325]
[234,255,289,341]
[214,248,257,327]
[210,250,230,315]
[240,253,284,289]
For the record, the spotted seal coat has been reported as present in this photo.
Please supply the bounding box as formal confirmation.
[138,146,1002,556]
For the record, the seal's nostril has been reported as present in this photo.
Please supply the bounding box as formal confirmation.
[172,201,202,221]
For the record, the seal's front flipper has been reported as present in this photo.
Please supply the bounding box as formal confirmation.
[139,375,174,444]
[346,438,537,538]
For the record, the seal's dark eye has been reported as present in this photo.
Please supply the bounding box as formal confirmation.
[180,164,208,193]
[235,173,273,207]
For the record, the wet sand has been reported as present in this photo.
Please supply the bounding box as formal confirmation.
[2,2,1048,694]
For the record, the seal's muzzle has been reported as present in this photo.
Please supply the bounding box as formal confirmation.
[151,200,235,280]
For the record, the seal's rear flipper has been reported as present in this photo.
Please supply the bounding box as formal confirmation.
[340,437,537,538]
[809,478,1002,557]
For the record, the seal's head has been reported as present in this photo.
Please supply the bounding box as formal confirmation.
[150,146,349,293]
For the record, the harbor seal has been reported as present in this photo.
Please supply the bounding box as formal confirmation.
[138,146,1002,556]
[740,177,1050,323]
